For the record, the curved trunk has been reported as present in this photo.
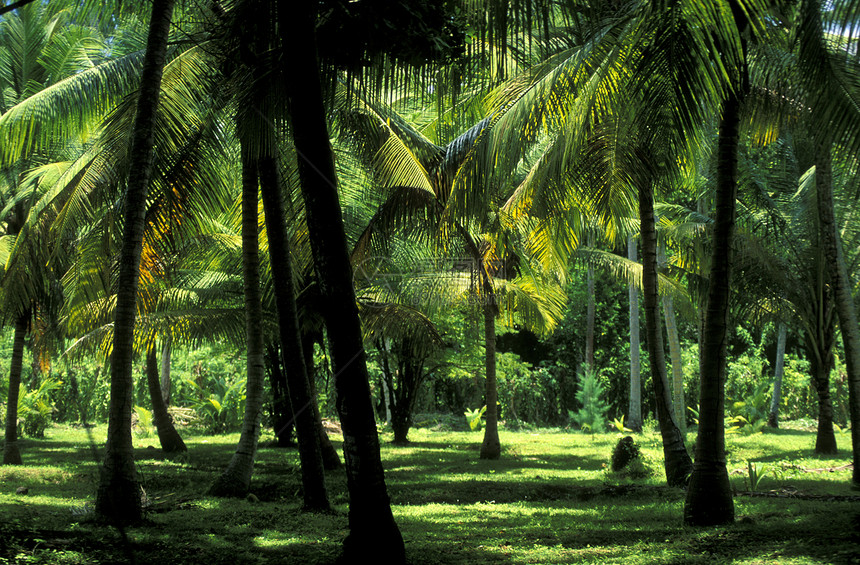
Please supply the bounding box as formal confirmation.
[259,155,330,512]
[209,142,266,498]
[145,343,186,453]
[627,235,643,432]
[282,4,403,560]
[3,313,28,465]
[814,142,860,482]
[639,187,692,486]
[768,323,787,428]
[96,0,174,524]
[684,91,741,526]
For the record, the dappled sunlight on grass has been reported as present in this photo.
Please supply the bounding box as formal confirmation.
[1,423,857,564]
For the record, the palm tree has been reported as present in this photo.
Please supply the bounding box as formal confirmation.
[0,1,113,465]
[280,4,404,561]
[258,153,331,511]
[144,339,186,453]
[796,0,860,485]
[95,0,175,524]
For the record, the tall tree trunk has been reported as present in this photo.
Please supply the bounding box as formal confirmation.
[480,297,501,459]
[209,141,266,498]
[95,0,175,523]
[259,154,330,512]
[768,323,787,428]
[627,234,643,432]
[684,91,741,526]
[811,343,837,454]
[160,337,171,406]
[302,332,342,470]
[814,142,860,483]
[381,371,393,426]
[266,345,295,447]
[585,233,596,373]
[3,312,28,465]
[660,244,686,435]
[281,4,404,561]
[145,343,186,453]
[639,188,693,486]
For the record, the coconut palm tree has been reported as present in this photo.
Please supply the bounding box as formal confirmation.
[795,0,860,485]
[95,0,175,524]
[280,4,405,560]
[0,1,116,465]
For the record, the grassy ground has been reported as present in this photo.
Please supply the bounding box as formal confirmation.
[0,422,857,564]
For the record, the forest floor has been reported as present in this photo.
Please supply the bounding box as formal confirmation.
[0,420,858,564]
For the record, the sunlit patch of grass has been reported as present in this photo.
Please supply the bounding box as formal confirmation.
[1,423,857,564]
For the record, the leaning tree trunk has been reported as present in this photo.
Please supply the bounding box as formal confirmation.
[3,312,28,465]
[768,323,787,428]
[145,343,186,453]
[281,3,404,561]
[209,141,266,498]
[684,90,741,526]
[814,142,860,483]
[639,188,693,486]
[259,154,330,512]
[627,234,643,432]
[95,0,174,524]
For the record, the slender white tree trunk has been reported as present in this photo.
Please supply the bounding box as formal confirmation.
[659,243,686,435]
[768,323,787,428]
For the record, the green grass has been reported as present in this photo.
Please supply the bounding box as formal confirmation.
[1,422,857,564]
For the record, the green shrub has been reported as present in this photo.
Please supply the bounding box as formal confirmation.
[570,367,608,433]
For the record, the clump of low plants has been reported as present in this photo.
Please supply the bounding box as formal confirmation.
[606,435,653,480]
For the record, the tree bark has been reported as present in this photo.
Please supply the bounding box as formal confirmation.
[302,332,342,470]
[95,0,175,524]
[684,91,740,526]
[480,280,501,459]
[160,337,171,405]
[640,187,692,486]
[585,234,596,373]
[664,298,686,436]
[209,140,266,498]
[768,323,787,428]
[814,141,860,483]
[3,313,28,465]
[259,154,330,512]
[266,345,296,447]
[281,3,404,561]
[811,345,837,454]
[145,343,186,453]
[627,234,643,432]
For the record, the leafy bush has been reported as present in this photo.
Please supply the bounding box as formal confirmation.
[606,436,655,481]
[464,405,486,431]
[16,378,63,437]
